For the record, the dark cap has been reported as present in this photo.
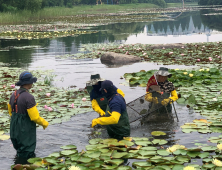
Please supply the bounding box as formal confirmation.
[15,71,37,86]
[100,80,113,91]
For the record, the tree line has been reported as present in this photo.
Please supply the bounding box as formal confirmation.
[0,0,206,13]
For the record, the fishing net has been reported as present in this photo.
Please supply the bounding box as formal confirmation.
[126,93,177,127]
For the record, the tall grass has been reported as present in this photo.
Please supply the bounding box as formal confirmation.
[0,3,159,24]
[0,2,198,25]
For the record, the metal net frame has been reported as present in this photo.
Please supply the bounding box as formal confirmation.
[126,94,178,128]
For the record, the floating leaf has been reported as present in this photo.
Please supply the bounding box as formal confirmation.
[151,131,166,136]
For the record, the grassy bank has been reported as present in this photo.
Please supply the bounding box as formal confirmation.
[0,3,159,24]
[0,2,199,25]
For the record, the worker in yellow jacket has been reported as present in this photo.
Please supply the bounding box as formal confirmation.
[145,67,178,116]
[8,71,48,159]
[86,74,124,117]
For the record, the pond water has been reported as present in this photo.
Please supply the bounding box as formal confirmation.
[0,7,222,169]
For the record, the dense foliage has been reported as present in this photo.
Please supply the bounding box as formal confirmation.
[198,0,222,5]
[0,0,171,12]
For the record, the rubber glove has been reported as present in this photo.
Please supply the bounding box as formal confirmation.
[117,88,125,98]
[27,105,49,129]
[91,99,105,116]
[169,90,178,102]
[161,98,172,106]
[145,92,158,104]
[92,111,121,128]
[7,103,12,116]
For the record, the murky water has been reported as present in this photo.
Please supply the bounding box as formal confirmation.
[0,8,222,169]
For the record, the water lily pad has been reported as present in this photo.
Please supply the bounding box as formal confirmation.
[48,152,60,158]
[85,151,101,159]
[135,140,152,146]
[201,146,217,151]
[105,159,124,166]
[61,150,77,156]
[140,146,157,151]
[89,138,102,145]
[77,157,93,163]
[157,149,171,156]
[60,144,77,150]
[132,161,152,168]
[151,131,166,136]
[152,139,168,145]
[119,140,134,147]
[27,157,42,164]
[112,151,128,159]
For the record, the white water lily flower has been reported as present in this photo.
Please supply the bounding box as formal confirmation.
[199,69,204,71]
[183,166,196,170]
[213,158,222,166]
[213,98,218,101]
[69,166,81,170]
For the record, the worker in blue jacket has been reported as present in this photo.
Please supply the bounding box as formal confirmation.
[91,80,130,140]
[86,74,125,117]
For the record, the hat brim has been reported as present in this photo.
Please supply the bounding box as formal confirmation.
[16,77,37,86]
[155,70,172,78]
[86,78,105,86]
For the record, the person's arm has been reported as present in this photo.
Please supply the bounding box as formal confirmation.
[91,99,105,116]
[26,96,48,129]
[92,98,121,127]
[27,104,49,129]
[92,111,120,127]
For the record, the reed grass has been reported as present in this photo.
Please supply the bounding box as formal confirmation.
[0,3,197,25]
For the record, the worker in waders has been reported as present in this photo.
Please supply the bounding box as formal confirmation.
[7,71,49,159]
[91,80,130,140]
[145,67,178,117]
[86,74,125,117]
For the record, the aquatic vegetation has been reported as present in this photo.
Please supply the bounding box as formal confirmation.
[212,158,222,167]
[11,137,222,169]
[61,41,222,64]
[151,131,166,136]
[0,131,10,140]
[0,64,93,134]
[122,67,222,134]
[0,30,98,40]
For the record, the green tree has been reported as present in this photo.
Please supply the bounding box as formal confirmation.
[15,0,43,11]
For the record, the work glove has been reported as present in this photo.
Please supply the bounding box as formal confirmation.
[152,97,158,104]
[91,99,105,116]
[161,98,172,106]
[91,111,121,128]
[92,118,99,128]
[7,103,12,116]
[170,90,178,101]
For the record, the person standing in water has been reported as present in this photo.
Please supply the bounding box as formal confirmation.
[145,67,178,116]
[91,80,130,140]
[8,71,49,160]
[86,74,124,117]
